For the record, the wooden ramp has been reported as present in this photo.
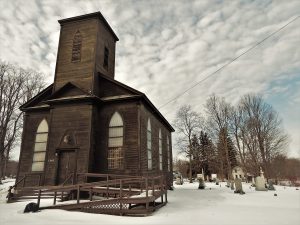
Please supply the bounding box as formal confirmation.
[7,173,168,216]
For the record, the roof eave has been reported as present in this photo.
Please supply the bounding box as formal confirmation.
[58,11,119,41]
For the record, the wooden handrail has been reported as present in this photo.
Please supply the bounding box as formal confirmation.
[62,173,74,186]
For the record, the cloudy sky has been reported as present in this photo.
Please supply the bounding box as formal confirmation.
[0,0,299,159]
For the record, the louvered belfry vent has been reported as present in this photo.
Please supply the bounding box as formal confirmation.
[71,30,82,62]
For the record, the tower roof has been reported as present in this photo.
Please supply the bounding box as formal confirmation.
[58,11,119,41]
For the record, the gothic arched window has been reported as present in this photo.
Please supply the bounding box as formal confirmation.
[71,30,82,62]
[159,129,163,171]
[108,112,124,169]
[147,119,152,170]
[32,119,48,172]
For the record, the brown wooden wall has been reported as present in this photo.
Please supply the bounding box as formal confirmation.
[16,110,50,187]
[140,103,173,186]
[54,19,98,92]
[92,101,140,176]
[44,103,93,185]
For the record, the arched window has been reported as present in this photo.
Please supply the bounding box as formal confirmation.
[147,119,152,170]
[167,136,171,171]
[108,112,124,169]
[71,30,82,62]
[32,119,48,172]
[159,129,162,170]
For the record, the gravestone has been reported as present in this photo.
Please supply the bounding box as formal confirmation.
[175,177,183,185]
[216,178,219,185]
[255,167,267,191]
[226,180,230,188]
[268,180,276,191]
[198,178,205,189]
[255,176,267,191]
[234,178,245,194]
[230,181,234,190]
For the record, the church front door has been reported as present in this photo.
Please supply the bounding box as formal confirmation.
[57,150,76,185]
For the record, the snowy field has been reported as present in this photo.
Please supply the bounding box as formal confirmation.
[0,179,299,225]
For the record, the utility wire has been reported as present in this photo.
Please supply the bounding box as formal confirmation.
[158,15,299,110]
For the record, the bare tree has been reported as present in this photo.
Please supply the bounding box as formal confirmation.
[173,105,203,183]
[205,94,234,180]
[0,61,46,182]
[237,94,288,178]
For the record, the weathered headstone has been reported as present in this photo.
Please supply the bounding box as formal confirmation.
[234,178,245,194]
[198,178,205,189]
[226,180,230,188]
[268,180,276,191]
[175,177,183,185]
[230,181,234,190]
[255,176,267,191]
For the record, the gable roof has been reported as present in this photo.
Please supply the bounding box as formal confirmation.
[98,73,175,132]
[20,75,174,132]
[47,82,91,100]
[98,73,143,96]
[20,84,53,111]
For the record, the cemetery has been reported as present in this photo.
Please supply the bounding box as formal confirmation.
[1,177,299,225]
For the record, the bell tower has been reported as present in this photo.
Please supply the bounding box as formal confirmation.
[53,12,119,93]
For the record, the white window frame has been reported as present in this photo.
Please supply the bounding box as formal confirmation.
[32,119,48,172]
[147,119,152,170]
[159,129,162,170]
[108,112,124,169]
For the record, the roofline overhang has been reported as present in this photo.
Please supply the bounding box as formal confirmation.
[58,11,119,41]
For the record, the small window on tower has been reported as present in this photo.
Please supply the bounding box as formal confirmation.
[71,30,82,62]
[103,47,109,70]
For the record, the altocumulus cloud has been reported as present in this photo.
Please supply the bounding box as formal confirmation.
[0,0,299,158]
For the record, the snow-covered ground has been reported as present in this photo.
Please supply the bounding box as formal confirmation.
[0,179,299,225]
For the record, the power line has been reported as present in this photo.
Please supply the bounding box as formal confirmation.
[158,15,299,110]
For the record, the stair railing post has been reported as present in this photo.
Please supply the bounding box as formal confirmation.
[119,179,123,213]
[145,177,149,211]
[77,185,80,204]
[160,176,163,203]
[37,189,41,208]
[53,191,57,205]
[106,175,109,199]
[89,187,93,201]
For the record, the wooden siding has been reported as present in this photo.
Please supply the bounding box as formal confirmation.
[43,103,93,185]
[16,111,50,187]
[92,101,140,176]
[54,18,98,92]
[140,103,173,187]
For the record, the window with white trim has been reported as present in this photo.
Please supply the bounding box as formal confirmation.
[108,112,124,169]
[32,119,48,172]
[159,129,162,170]
[147,119,152,170]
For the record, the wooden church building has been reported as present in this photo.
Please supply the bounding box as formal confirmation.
[16,12,174,188]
